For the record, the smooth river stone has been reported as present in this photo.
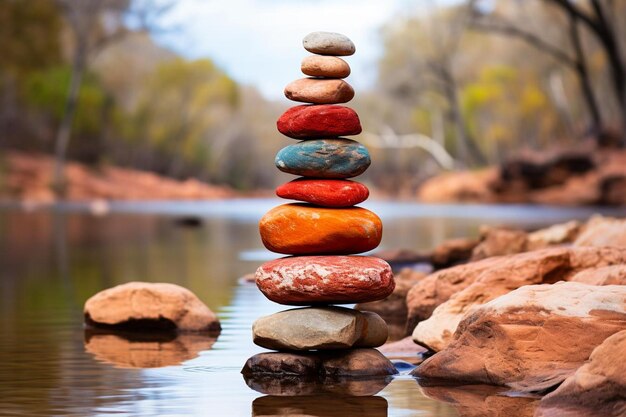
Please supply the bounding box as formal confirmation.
[284,78,354,104]
[252,306,388,351]
[275,178,369,207]
[255,256,394,305]
[277,105,361,139]
[303,31,356,56]
[301,55,351,78]
[275,139,370,179]
[259,203,382,255]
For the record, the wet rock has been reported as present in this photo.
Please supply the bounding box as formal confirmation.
[277,105,361,139]
[535,330,626,417]
[84,282,221,333]
[356,268,425,319]
[84,330,217,368]
[574,215,626,248]
[301,55,351,78]
[412,282,626,392]
[406,246,626,335]
[256,256,393,305]
[377,336,428,365]
[321,348,398,378]
[275,138,370,179]
[303,31,356,56]
[420,384,539,417]
[259,204,382,255]
[284,78,355,104]
[241,352,321,377]
[252,395,388,417]
[276,178,369,207]
[570,264,626,285]
[252,306,387,351]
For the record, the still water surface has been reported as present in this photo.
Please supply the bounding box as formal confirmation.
[1,199,620,416]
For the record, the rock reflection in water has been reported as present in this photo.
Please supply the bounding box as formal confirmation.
[84,329,217,369]
[419,383,539,417]
[252,394,388,417]
[243,373,392,397]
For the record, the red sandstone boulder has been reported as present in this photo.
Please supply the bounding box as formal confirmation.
[535,330,626,417]
[356,268,425,319]
[412,282,626,392]
[574,215,626,248]
[84,282,221,333]
[275,178,369,207]
[570,264,626,285]
[406,246,626,334]
[277,105,361,139]
[256,256,394,305]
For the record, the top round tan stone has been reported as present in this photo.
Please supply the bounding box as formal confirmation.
[84,281,221,333]
[301,55,350,78]
[303,31,355,56]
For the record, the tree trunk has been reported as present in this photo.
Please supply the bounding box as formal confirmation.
[53,45,86,197]
[568,12,602,135]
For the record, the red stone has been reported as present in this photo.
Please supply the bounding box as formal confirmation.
[255,256,395,305]
[276,178,369,207]
[277,105,362,139]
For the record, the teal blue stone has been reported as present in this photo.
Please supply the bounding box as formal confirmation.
[275,139,371,178]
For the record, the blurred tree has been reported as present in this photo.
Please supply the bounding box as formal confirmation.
[379,4,487,167]
[52,0,172,195]
[125,58,239,178]
[469,0,625,144]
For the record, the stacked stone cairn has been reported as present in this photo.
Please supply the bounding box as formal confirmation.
[242,32,398,390]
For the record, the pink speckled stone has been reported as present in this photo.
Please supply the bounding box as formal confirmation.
[255,256,394,305]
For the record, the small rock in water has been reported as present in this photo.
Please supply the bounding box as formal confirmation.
[255,255,393,305]
[320,348,398,378]
[259,203,382,255]
[303,31,356,56]
[241,352,321,377]
[276,178,369,207]
[277,104,361,139]
[284,78,354,104]
[252,306,387,351]
[84,282,221,334]
[301,55,351,78]
[275,138,370,179]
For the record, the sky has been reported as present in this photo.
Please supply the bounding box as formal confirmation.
[153,0,429,100]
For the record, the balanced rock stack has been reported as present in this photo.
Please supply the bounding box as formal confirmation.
[243,32,398,384]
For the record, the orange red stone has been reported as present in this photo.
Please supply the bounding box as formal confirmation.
[259,203,382,255]
[276,178,369,207]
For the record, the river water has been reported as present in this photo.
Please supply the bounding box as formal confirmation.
[0,199,621,416]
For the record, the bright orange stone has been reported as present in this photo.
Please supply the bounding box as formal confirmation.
[259,203,382,255]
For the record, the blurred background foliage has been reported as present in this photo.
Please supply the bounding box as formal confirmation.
[0,0,624,196]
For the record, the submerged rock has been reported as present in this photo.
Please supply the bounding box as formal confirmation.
[535,330,626,417]
[420,384,539,417]
[84,282,221,334]
[252,395,387,417]
[252,306,388,351]
[412,282,626,392]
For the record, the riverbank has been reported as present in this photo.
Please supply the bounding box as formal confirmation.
[0,152,242,203]
[418,146,626,206]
